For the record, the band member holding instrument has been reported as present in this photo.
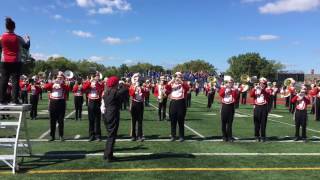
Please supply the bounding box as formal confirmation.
[240,83,248,105]
[129,73,146,141]
[101,76,127,162]
[288,81,297,114]
[219,77,238,142]
[186,81,193,108]
[72,78,85,121]
[194,80,200,96]
[154,76,169,121]
[143,80,151,107]
[167,72,189,142]
[19,75,29,104]
[83,72,104,141]
[207,81,216,111]
[250,77,270,142]
[309,83,317,115]
[266,82,273,112]
[291,87,310,142]
[0,17,30,105]
[271,82,279,109]
[27,79,41,120]
[44,71,69,141]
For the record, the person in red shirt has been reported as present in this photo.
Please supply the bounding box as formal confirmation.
[265,82,274,112]
[143,79,151,107]
[206,81,216,110]
[309,83,318,115]
[154,76,170,121]
[250,77,270,142]
[271,82,279,109]
[83,72,104,141]
[0,17,30,105]
[44,71,69,141]
[27,79,41,120]
[72,78,85,121]
[288,80,297,114]
[19,75,29,104]
[291,87,310,141]
[167,72,189,142]
[129,73,146,142]
[219,77,239,142]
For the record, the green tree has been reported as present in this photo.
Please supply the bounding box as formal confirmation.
[226,53,284,81]
[172,60,216,74]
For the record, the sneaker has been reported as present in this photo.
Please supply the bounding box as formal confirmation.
[88,136,95,142]
[294,137,300,141]
[138,137,145,142]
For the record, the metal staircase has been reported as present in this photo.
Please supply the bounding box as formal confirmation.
[0,105,32,174]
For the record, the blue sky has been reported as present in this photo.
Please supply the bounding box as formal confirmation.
[1,0,320,73]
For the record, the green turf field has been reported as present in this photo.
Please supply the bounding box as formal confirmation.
[2,92,320,179]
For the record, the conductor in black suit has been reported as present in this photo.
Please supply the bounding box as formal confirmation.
[101,76,127,162]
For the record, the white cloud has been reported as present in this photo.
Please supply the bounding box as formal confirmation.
[72,30,93,38]
[88,56,104,62]
[259,0,320,14]
[102,36,141,45]
[52,14,62,20]
[31,53,62,60]
[76,0,131,15]
[240,34,280,41]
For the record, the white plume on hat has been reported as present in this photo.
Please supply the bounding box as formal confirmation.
[131,73,140,84]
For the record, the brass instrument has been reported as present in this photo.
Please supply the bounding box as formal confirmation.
[64,70,74,79]
[284,78,295,87]
[240,74,250,84]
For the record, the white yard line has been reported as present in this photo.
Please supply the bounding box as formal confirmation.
[149,102,205,139]
[18,152,320,157]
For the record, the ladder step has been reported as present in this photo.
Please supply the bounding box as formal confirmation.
[0,155,14,160]
[0,138,16,143]
[0,122,19,126]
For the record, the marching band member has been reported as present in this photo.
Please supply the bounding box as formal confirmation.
[101,76,127,162]
[72,78,85,121]
[271,82,279,109]
[315,85,320,121]
[234,83,241,109]
[119,80,129,111]
[19,75,29,104]
[266,82,274,112]
[167,72,189,142]
[194,80,200,96]
[83,72,104,141]
[250,77,270,142]
[218,77,238,142]
[154,76,169,121]
[27,79,41,120]
[291,87,310,141]
[207,81,216,110]
[288,81,297,113]
[129,73,146,141]
[309,83,317,114]
[143,80,151,107]
[186,81,193,108]
[44,71,69,141]
[240,83,248,105]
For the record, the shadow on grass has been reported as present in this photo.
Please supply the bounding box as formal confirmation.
[115,153,196,162]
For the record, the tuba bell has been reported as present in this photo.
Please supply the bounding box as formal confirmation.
[283,78,295,87]
[240,74,250,84]
[64,70,74,79]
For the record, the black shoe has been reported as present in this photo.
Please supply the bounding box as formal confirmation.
[138,137,145,142]
[222,137,228,142]
[131,137,136,141]
[60,136,65,142]
[302,138,307,142]
[294,137,300,141]
[255,137,260,142]
[88,136,95,142]
[179,138,184,142]
[49,137,55,142]
[170,137,176,142]
[107,156,116,163]
[261,138,266,142]
[96,137,102,142]
[229,137,235,142]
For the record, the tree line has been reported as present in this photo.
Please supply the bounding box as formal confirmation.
[23,53,283,80]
